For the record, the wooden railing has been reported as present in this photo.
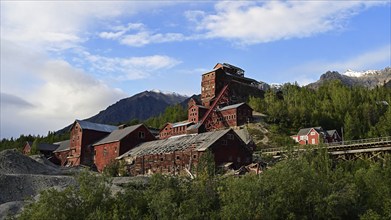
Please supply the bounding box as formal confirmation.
[325,136,391,148]
[259,136,391,154]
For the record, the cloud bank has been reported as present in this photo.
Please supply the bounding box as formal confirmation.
[189,1,385,45]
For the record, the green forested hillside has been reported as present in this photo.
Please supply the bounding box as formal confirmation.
[0,132,69,152]
[249,81,391,140]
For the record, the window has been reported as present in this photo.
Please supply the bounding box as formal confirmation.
[310,131,315,135]
[311,139,316,144]
[114,147,117,153]
[227,134,234,140]
[139,131,145,139]
[193,154,197,159]
[222,140,228,145]
[103,148,107,156]
[176,156,180,160]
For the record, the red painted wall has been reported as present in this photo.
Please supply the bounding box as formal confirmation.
[159,123,173,139]
[68,122,112,166]
[307,128,320,145]
[94,125,155,172]
[94,142,120,172]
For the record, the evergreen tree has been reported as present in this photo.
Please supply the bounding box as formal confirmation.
[30,139,39,155]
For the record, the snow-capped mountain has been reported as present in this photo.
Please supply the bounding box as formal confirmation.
[342,69,381,77]
[148,89,188,97]
[308,67,391,89]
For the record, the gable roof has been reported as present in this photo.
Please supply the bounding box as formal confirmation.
[297,127,323,136]
[297,126,330,137]
[117,129,232,159]
[72,120,117,133]
[53,140,70,153]
[234,128,252,145]
[93,124,144,146]
[326,130,338,136]
[219,102,252,111]
[172,121,193,128]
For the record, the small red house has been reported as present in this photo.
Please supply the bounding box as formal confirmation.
[118,128,253,176]
[291,127,341,145]
[93,124,155,172]
[67,120,117,167]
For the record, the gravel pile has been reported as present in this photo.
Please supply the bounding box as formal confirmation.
[0,149,77,219]
[0,149,61,175]
[0,174,76,204]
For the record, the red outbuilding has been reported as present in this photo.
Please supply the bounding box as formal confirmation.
[93,124,155,172]
[291,127,342,145]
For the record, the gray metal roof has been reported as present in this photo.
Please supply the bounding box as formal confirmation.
[74,120,117,133]
[196,105,208,109]
[53,140,70,153]
[172,121,193,128]
[186,122,203,131]
[326,130,337,136]
[297,127,325,136]
[297,128,312,136]
[117,129,232,159]
[93,124,143,146]
[219,102,248,111]
[234,128,252,145]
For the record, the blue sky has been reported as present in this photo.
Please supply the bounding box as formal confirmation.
[1,1,390,139]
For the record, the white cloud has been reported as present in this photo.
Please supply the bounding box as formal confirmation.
[30,60,126,119]
[0,49,127,138]
[191,1,386,45]
[0,1,180,138]
[98,22,188,47]
[99,23,145,40]
[78,50,181,80]
[1,1,172,50]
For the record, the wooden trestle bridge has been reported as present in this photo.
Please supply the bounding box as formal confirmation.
[260,136,391,161]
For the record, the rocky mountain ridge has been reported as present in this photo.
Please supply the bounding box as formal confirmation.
[307,67,391,89]
[57,90,189,133]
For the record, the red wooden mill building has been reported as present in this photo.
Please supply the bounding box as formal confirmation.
[159,63,262,139]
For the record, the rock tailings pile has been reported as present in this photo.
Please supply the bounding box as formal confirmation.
[0,149,76,219]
